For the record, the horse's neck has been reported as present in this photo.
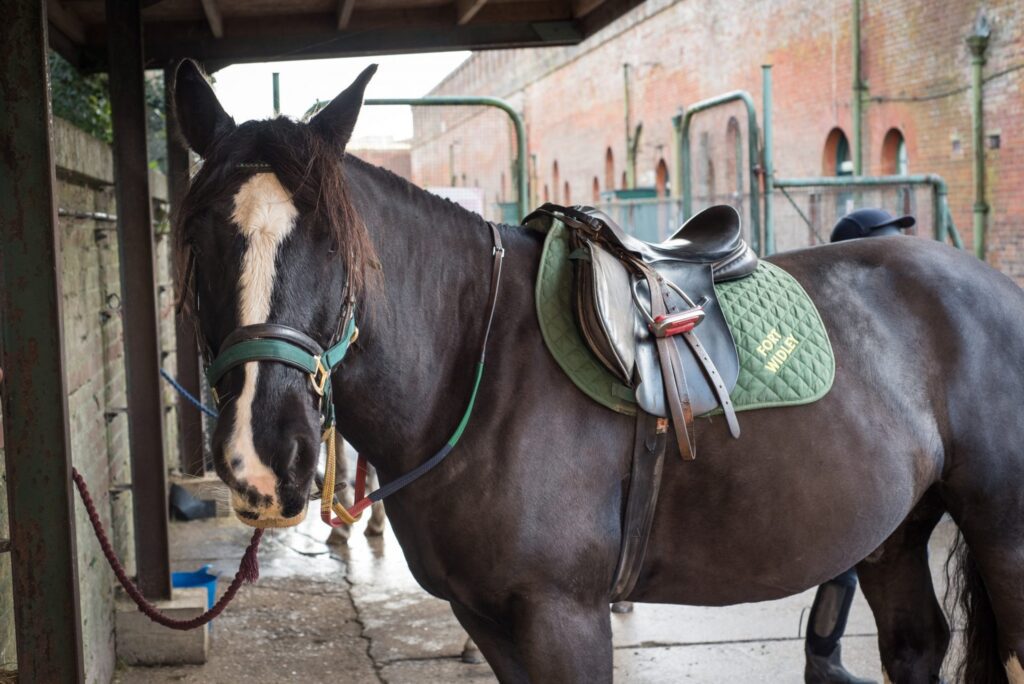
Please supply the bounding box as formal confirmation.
[334,159,502,476]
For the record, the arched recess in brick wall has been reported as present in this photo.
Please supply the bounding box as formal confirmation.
[605,148,615,190]
[592,176,600,202]
[823,128,853,176]
[564,181,571,205]
[543,184,550,203]
[655,158,669,198]
[621,171,627,189]
[881,128,908,175]
[725,117,742,197]
[500,172,506,201]
[552,160,560,203]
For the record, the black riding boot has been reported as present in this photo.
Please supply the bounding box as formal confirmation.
[805,569,877,684]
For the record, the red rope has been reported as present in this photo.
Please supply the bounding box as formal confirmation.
[71,467,262,630]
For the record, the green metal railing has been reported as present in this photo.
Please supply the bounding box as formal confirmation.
[674,91,762,254]
[771,174,964,249]
[365,96,529,220]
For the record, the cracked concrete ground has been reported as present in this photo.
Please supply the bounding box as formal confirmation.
[115,514,960,683]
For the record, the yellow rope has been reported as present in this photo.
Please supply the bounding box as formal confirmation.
[321,426,362,525]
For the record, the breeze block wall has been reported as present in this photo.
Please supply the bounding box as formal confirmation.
[0,118,178,683]
[413,0,1023,282]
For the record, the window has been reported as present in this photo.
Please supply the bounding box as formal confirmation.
[881,128,908,175]
[552,161,560,203]
[564,181,571,205]
[655,159,669,199]
[592,176,601,203]
[543,184,549,203]
[823,128,853,176]
[604,148,615,190]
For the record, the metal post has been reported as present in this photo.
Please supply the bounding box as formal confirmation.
[165,68,205,476]
[366,96,529,220]
[967,14,990,260]
[761,65,775,255]
[107,0,172,599]
[851,0,864,175]
[272,72,281,116]
[671,110,683,200]
[0,1,85,680]
[623,63,633,189]
[678,91,762,255]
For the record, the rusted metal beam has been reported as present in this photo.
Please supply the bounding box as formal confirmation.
[0,1,85,680]
[106,0,172,600]
[165,68,205,477]
[337,0,355,29]
[199,0,223,38]
[456,0,488,25]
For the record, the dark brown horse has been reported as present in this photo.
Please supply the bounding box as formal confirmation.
[172,61,1024,683]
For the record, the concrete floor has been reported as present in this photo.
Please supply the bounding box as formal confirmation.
[115,514,961,683]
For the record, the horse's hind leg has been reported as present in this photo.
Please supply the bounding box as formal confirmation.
[856,490,948,684]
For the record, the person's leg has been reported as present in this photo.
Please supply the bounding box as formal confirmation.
[805,568,877,684]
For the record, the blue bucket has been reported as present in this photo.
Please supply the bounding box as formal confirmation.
[171,565,218,611]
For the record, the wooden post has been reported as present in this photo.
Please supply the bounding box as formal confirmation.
[106,0,172,599]
[0,1,85,679]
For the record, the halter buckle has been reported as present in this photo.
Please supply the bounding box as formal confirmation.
[310,356,329,396]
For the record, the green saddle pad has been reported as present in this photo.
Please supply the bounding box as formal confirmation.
[535,220,835,416]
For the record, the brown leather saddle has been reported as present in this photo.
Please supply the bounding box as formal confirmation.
[525,203,757,600]
[526,203,758,459]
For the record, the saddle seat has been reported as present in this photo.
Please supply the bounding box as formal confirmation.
[526,203,758,456]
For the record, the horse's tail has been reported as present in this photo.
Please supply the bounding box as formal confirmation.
[946,530,1007,683]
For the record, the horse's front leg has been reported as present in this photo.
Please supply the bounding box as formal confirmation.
[512,596,614,683]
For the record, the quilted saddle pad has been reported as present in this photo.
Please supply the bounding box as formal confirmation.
[535,220,835,416]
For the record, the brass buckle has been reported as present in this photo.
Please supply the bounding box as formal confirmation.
[310,356,329,396]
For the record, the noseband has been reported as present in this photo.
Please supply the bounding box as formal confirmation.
[204,305,358,430]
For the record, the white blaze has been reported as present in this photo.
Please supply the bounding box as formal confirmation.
[1007,653,1024,684]
[227,173,298,499]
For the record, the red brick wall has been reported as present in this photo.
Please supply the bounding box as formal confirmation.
[413,0,1024,281]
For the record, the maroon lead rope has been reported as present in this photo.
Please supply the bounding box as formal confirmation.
[71,467,262,630]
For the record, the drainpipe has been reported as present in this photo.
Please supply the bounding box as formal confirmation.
[761,65,775,255]
[852,0,864,175]
[966,13,991,260]
[272,72,280,116]
[624,63,634,188]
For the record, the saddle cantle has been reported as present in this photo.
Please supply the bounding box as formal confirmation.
[525,203,757,459]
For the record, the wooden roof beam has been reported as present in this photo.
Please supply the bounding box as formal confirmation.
[573,0,608,18]
[48,0,85,44]
[338,0,356,30]
[200,0,224,38]
[456,0,489,25]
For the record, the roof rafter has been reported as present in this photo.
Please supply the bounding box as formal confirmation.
[337,0,356,30]
[456,0,489,25]
[200,0,224,38]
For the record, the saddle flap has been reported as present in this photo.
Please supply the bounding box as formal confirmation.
[574,241,636,384]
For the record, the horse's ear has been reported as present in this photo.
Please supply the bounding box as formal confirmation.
[173,59,235,158]
[309,64,377,149]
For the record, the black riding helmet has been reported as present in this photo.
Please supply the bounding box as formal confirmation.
[830,208,915,243]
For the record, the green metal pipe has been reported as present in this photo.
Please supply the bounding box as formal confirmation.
[678,90,761,255]
[761,65,775,255]
[272,72,280,116]
[966,19,990,260]
[367,96,529,221]
[852,0,864,175]
[671,111,684,200]
[773,174,960,247]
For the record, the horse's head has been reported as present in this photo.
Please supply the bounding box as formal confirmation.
[172,60,377,527]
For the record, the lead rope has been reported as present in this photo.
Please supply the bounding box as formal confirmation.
[72,467,262,629]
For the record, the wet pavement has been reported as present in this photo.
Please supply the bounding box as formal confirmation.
[116,513,959,683]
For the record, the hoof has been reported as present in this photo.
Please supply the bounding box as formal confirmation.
[461,637,485,664]
[326,526,350,546]
[611,601,634,614]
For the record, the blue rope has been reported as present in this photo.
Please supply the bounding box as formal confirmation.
[160,368,219,419]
